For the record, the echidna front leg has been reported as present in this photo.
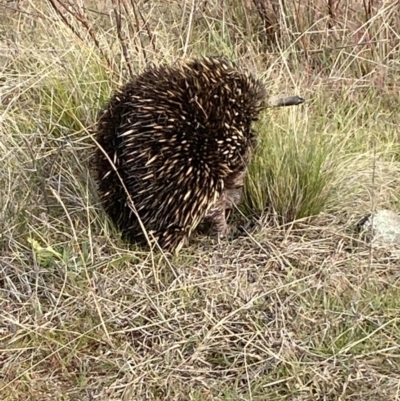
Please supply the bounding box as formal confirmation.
[205,171,245,236]
[205,193,231,238]
[224,169,245,210]
[225,187,243,210]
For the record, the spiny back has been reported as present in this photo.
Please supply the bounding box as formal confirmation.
[95,56,267,252]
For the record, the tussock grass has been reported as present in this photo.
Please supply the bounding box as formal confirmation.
[245,108,337,220]
[1,1,400,400]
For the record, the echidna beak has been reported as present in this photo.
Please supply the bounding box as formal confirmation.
[286,95,305,106]
[268,95,305,107]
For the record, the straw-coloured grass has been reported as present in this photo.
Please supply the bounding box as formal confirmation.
[1,1,400,400]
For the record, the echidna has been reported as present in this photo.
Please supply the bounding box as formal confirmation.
[94,56,304,253]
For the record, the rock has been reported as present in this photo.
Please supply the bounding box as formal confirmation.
[357,209,400,246]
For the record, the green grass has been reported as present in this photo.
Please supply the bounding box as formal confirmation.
[1,1,400,400]
[245,111,337,220]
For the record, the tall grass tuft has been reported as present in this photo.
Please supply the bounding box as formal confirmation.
[244,106,339,221]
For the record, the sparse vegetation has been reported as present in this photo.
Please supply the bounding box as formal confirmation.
[1,1,400,400]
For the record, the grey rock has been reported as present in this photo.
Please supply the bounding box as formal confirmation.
[357,209,400,245]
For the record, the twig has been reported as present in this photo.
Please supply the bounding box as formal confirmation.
[46,0,114,72]
[252,0,280,45]
[112,0,135,78]
[133,0,156,55]
[368,138,377,274]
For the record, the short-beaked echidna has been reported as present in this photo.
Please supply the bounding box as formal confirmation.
[94,56,304,252]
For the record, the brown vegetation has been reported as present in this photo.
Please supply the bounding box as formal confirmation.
[1,1,400,400]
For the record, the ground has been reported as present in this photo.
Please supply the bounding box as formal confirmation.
[1,1,400,400]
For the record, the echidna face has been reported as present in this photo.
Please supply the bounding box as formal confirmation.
[95,56,267,252]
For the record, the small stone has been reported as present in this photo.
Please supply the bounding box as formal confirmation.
[357,209,400,245]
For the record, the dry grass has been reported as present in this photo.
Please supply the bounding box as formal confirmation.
[2,217,400,400]
[1,1,400,400]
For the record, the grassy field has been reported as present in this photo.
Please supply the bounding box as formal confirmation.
[1,0,400,400]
